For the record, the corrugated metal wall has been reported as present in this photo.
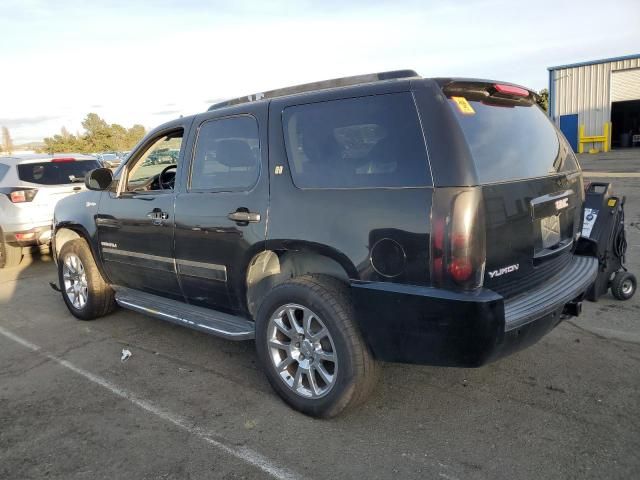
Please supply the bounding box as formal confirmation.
[551,56,640,135]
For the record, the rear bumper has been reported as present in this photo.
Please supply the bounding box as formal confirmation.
[352,254,598,367]
[3,225,52,247]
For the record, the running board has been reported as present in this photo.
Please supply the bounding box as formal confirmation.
[114,287,254,340]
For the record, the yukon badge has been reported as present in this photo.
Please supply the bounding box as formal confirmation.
[488,264,520,279]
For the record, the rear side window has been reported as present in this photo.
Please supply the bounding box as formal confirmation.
[283,92,430,188]
[446,89,578,184]
[17,160,101,185]
[0,163,9,182]
[190,116,260,191]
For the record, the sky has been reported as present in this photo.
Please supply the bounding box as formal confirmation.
[1,0,639,144]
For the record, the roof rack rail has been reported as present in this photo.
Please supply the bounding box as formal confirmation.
[207,69,420,111]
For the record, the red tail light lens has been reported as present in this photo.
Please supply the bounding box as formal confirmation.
[52,157,76,163]
[494,84,529,97]
[430,187,486,290]
[9,189,38,203]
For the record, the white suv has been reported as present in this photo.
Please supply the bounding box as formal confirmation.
[0,153,101,268]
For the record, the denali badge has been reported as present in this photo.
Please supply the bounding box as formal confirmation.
[488,264,520,279]
[555,197,569,210]
[100,241,118,248]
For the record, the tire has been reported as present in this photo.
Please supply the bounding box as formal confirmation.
[0,238,22,269]
[611,272,636,301]
[255,275,379,418]
[58,238,116,320]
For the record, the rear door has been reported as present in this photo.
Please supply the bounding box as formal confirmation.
[173,104,268,314]
[441,81,582,298]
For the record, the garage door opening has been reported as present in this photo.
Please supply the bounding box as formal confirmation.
[611,100,640,149]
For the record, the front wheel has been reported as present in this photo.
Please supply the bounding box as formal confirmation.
[255,275,379,418]
[58,238,116,320]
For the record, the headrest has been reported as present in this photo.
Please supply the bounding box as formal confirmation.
[215,139,255,168]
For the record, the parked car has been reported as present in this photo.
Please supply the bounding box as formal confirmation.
[52,70,597,417]
[97,153,122,168]
[0,154,101,268]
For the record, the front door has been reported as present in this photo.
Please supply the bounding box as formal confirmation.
[97,125,188,300]
[174,106,268,314]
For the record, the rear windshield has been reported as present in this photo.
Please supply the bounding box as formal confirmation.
[446,89,577,184]
[17,160,101,185]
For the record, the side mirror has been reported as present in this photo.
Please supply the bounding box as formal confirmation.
[85,168,114,191]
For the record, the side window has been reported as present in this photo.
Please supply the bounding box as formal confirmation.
[190,116,260,191]
[0,163,9,182]
[125,129,183,192]
[282,92,430,189]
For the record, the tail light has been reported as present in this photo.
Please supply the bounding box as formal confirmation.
[52,157,76,163]
[493,84,529,97]
[430,187,486,290]
[8,189,38,203]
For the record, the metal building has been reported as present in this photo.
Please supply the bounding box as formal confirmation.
[548,53,640,152]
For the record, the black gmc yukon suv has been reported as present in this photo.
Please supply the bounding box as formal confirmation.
[53,70,598,417]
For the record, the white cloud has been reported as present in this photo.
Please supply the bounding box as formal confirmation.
[0,0,638,142]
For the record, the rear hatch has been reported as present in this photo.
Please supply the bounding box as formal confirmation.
[16,158,101,222]
[442,81,582,298]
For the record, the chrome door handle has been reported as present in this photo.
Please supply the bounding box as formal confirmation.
[227,211,261,223]
[147,209,169,225]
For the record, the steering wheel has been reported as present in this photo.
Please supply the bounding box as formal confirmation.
[158,164,177,190]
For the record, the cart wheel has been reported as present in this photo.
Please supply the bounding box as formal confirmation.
[611,272,636,301]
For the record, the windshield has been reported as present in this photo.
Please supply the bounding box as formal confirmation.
[445,84,578,184]
[17,160,101,185]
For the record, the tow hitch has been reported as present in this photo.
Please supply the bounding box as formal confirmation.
[563,301,582,317]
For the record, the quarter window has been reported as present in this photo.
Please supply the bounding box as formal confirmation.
[190,116,260,191]
[283,93,430,189]
[0,163,9,182]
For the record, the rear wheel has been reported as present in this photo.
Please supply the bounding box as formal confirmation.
[611,272,636,301]
[58,238,116,320]
[0,235,22,269]
[255,275,379,418]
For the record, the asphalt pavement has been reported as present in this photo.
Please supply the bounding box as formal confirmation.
[1,150,640,480]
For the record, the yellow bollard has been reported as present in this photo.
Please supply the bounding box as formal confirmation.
[578,122,610,154]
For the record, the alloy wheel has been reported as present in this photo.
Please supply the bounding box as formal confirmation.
[267,303,338,399]
[62,254,88,309]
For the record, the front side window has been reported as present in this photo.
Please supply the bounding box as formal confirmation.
[126,130,183,191]
[283,92,430,189]
[190,116,260,191]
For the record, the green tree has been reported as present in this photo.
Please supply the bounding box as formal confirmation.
[41,113,147,154]
[536,88,549,112]
[2,126,14,154]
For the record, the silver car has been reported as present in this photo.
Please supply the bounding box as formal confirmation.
[0,153,101,268]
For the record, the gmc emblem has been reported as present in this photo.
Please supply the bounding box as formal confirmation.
[555,198,569,211]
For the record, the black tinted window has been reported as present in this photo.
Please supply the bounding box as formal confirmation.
[283,93,430,188]
[191,116,260,191]
[448,95,577,184]
[17,160,101,185]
